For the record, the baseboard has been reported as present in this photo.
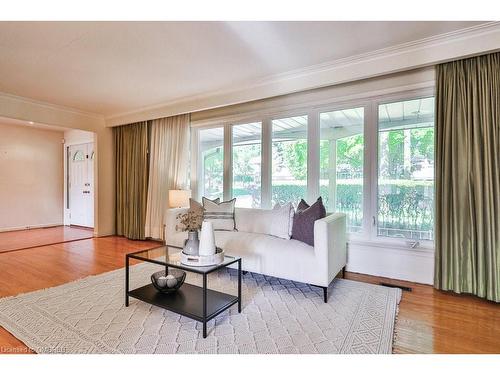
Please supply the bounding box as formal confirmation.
[0,222,64,233]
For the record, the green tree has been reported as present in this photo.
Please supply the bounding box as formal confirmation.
[319,134,364,179]
[203,147,223,196]
[336,134,364,170]
[284,140,307,180]
[411,128,434,160]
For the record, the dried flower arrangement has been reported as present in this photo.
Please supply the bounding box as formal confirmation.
[176,209,204,232]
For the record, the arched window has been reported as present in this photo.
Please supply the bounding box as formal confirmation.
[73,150,85,162]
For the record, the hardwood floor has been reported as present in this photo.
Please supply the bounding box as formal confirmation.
[0,236,498,354]
[348,273,500,354]
[0,236,160,354]
[0,226,94,254]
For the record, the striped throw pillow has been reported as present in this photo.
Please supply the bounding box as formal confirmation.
[202,197,236,231]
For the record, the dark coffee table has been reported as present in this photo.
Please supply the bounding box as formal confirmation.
[125,245,242,338]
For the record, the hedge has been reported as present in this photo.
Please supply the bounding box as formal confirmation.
[270,182,433,238]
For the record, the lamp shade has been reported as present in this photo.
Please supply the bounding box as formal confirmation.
[168,189,191,208]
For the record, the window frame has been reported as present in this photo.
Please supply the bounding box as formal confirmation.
[318,104,368,237]
[231,120,264,208]
[195,124,225,201]
[270,112,310,208]
[371,93,436,249]
[191,86,435,252]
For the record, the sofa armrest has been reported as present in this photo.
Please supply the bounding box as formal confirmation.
[313,213,347,286]
[165,208,188,244]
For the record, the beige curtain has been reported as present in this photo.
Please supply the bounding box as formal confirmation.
[145,114,190,240]
[435,52,500,302]
[115,122,150,240]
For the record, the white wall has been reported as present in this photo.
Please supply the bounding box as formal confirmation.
[0,93,115,236]
[347,243,434,285]
[0,122,64,231]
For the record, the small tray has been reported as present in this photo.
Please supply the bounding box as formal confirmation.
[180,247,224,267]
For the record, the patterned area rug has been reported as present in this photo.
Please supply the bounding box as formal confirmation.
[0,262,401,354]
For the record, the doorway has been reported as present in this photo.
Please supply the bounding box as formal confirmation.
[68,143,94,228]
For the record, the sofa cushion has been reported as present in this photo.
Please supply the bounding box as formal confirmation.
[202,197,236,231]
[235,208,274,235]
[291,197,326,246]
[167,230,318,283]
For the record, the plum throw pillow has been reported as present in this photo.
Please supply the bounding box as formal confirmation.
[291,197,326,246]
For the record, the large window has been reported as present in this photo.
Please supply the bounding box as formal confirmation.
[194,90,435,249]
[320,107,364,233]
[232,122,262,208]
[199,127,224,201]
[377,97,435,241]
[272,115,308,206]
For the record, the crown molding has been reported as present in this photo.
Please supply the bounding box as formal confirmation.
[105,21,500,127]
[0,91,105,130]
[0,91,103,120]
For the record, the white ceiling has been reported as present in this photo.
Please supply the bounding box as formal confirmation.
[0,21,486,118]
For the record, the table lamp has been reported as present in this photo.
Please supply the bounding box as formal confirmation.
[168,189,191,208]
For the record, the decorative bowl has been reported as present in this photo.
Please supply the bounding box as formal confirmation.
[151,269,186,294]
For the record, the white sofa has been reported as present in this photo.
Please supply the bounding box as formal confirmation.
[165,207,347,302]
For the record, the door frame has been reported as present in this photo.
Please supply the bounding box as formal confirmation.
[63,139,96,231]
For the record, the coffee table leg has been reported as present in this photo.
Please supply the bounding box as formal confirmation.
[203,273,207,338]
[238,259,242,313]
[125,255,129,307]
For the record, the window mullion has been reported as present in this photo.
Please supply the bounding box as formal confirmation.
[223,124,232,201]
[365,101,378,240]
[190,128,200,200]
[307,111,320,203]
[261,118,272,209]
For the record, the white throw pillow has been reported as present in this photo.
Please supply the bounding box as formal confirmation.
[270,202,294,240]
[202,197,236,231]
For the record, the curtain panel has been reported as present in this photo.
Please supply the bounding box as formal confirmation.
[435,52,500,302]
[114,122,150,240]
[145,114,190,240]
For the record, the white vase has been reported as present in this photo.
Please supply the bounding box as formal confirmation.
[199,221,216,256]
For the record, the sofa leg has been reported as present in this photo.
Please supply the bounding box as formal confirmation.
[311,284,329,302]
[242,271,248,275]
[342,266,346,279]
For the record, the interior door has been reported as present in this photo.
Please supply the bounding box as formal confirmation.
[69,143,94,227]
